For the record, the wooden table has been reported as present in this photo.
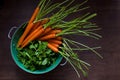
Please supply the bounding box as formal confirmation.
[0,0,120,80]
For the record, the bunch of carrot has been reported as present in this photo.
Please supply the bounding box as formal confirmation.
[16,0,102,77]
[17,5,62,53]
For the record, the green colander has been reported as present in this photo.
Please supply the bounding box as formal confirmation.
[10,23,63,74]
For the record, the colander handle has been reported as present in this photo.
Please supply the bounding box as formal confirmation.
[8,26,17,39]
[60,59,67,66]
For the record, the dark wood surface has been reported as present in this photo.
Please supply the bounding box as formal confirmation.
[0,0,120,80]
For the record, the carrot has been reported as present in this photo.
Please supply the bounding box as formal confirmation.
[39,34,56,41]
[48,42,59,48]
[17,6,40,47]
[47,29,62,34]
[41,18,50,25]
[55,36,62,40]
[31,21,41,32]
[30,18,50,33]
[47,43,59,53]
[29,6,40,24]
[17,23,34,47]
[41,27,52,36]
[21,26,44,48]
[48,39,62,45]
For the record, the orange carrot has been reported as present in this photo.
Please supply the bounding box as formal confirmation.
[21,26,44,48]
[48,29,62,34]
[48,39,62,45]
[47,43,59,53]
[55,36,62,40]
[17,6,40,47]
[17,23,34,47]
[30,18,50,33]
[31,21,41,32]
[48,42,59,48]
[29,6,40,24]
[39,34,56,41]
[40,18,50,25]
[41,27,52,36]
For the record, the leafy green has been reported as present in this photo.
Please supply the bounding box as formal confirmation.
[17,41,58,71]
